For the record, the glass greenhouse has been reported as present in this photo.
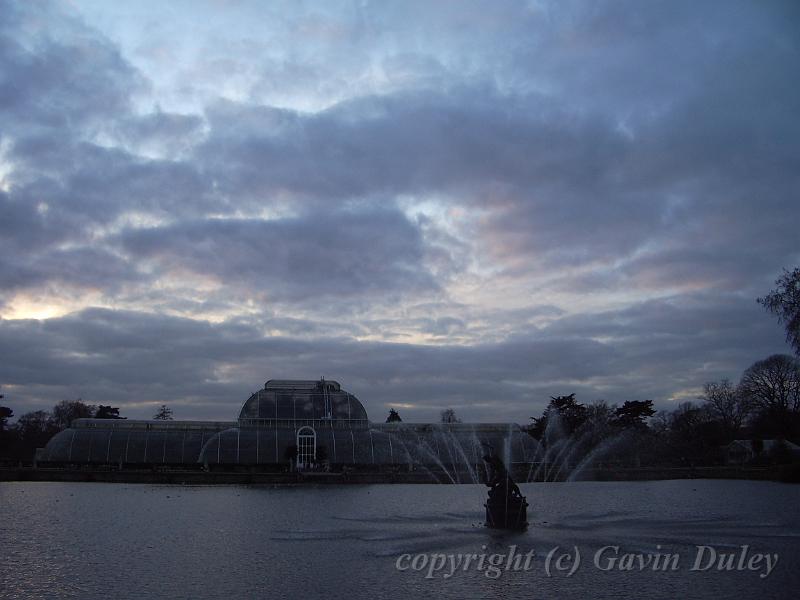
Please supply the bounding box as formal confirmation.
[39,379,537,473]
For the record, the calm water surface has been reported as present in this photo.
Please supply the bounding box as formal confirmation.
[1,480,799,599]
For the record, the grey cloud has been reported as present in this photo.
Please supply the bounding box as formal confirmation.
[0,308,608,421]
[118,208,445,305]
[0,245,140,298]
[0,1,212,308]
[198,90,626,206]
[0,143,210,306]
[10,142,210,223]
[540,292,788,396]
[0,299,787,422]
[112,111,205,157]
[1,2,209,231]
[418,316,465,337]
[5,0,794,302]
[474,1,799,287]
[0,2,145,137]
[0,190,60,253]
[196,87,670,277]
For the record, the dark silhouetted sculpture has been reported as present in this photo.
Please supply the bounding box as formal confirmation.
[386,408,402,423]
[482,445,528,530]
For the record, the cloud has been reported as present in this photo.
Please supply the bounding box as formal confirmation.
[0,0,797,422]
[117,208,446,306]
[0,295,786,421]
[111,110,205,158]
[0,1,144,137]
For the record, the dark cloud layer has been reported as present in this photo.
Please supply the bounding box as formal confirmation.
[0,1,142,135]
[0,296,786,421]
[118,209,444,305]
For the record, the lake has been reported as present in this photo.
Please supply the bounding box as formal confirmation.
[2,480,799,599]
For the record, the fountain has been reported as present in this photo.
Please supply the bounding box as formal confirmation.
[523,410,633,483]
[482,444,528,530]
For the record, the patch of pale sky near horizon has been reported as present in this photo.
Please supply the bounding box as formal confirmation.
[3,290,105,321]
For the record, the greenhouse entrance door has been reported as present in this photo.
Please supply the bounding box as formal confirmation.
[296,426,316,470]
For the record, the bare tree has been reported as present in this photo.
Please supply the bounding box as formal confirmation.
[14,410,59,448]
[440,408,461,423]
[699,378,751,436]
[580,400,616,446]
[758,267,800,356]
[52,399,96,429]
[669,401,712,431]
[584,400,615,430]
[153,405,173,420]
[739,354,800,414]
[650,410,671,435]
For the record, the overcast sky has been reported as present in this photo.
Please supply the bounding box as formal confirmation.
[0,0,797,423]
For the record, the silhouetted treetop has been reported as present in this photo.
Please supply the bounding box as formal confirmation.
[95,405,124,419]
[440,408,461,423]
[699,379,751,438]
[52,399,95,429]
[758,267,800,356]
[613,400,655,429]
[15,410,59,449]
[153,405,173,420]
[739,354,800,415]
[529,394,587,439]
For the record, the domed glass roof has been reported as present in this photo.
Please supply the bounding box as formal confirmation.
[238,379,368,423]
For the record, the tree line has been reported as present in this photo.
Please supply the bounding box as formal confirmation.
[0,399,175,462]
[525,352,800,468]
[523,267,800,468]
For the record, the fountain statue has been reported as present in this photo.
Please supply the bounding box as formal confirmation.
[482,444,528,530]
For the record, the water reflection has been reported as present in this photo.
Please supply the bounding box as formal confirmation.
[1,481,799,599]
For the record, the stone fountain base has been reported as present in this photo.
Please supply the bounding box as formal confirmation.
[484,494,528,530]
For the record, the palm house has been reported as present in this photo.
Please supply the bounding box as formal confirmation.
[40,379,536,476]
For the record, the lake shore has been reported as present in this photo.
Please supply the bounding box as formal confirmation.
[2,464,797,484]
